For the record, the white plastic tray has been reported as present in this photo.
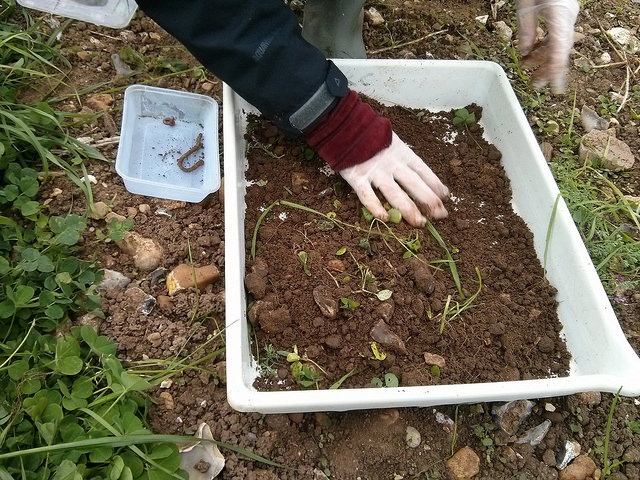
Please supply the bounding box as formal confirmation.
[116,85,220,203]
[17,0,137,29]
[223,59,640,413]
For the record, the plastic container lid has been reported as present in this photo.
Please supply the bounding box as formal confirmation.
[115,85,220,203]
[17,0,137,29]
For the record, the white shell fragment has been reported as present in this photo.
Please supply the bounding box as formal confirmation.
[179,423,225,480]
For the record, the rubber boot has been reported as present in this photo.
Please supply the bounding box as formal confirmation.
[302,0,367,58]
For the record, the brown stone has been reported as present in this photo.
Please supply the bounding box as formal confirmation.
[446,446,480,479]
[313,285,338,319]
[559,455,598,480]
[157,295,173,311]
[86,93,113,112]
[166,263,220,295]
[105,212,126,223]
[148,332,162,347]
[423,352,446,368]
[89,201,110,219]
[327,259,345,272]
[291,172,311,194]
[117,232,163,272]
[158,391,174,410]
[579,130,635,170]
[288,413,304,424]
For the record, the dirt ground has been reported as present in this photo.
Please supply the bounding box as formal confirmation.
[32,0,640,478]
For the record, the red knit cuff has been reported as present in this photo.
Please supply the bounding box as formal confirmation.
[305,90,392,171]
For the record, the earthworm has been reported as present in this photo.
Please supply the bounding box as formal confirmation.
[177,133,204,172]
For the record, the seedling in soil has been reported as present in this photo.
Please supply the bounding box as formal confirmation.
[431,365,441,377]
[95,216,134,242]
[452,108,476,126]
[362,207,375,223]
[335,247,347,256]
[358,237,374,256]
[258,343,280,377]
[473,423,496,455]
[438,267,483,334]
[298,251,311,276]
[329,368,357,390]
[280,345,326,389]
[401,232,422,259]
[602,388,625,479]
[340,297,360,310]
[370,342,387,361]
[371,372,399,388]
[627,420,640,435]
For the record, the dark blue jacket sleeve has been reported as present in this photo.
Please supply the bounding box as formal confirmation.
[136,0,347,136]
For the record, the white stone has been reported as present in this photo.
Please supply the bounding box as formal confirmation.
[406,426,421,448]
[494,21,513,42]
[364,7,385,26]
[607,27,640,53]
[475,15,489,25]
[596,52,612,65]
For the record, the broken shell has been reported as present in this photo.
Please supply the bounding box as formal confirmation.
[179,423,225,480]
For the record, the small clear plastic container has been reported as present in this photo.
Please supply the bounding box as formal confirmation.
[115,85,220,203]
[17,0,138,29]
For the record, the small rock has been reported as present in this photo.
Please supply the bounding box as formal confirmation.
[313,285,338,319]
[405,426,421,448]
[157,295,173,311]
[160,379,173,389]
[596,52,612,65]
[76,50,91,61]
[575,391,601,406]
[126,207,138,218]
[324,335,341,349]
[105,212,126,223]
[493,399,534,434]
[138,203,151,213]
[50,187,63,197]
[166,264,220,295]
[475,15,488,25]
[408,257,436,295]
[607,27,640,53]
[494,20,513,42]
[557,440,582,470]
[76,312,102,331]
[573,32,586,44]
[117,232,164,272]
[288,413,304,424]
[423,352,446,368]
[97,269,130,291]
[86,94,113,112]
[327,259,345,272]
[158,391,174,410]
[149,32,162,42]
[291,172,311,194]
[370,319,407,355]
[89,201,111,219]
[364,7,385,26]
[545,403,556,412]
[579,130,635,170]
[374,301,394,322]
[446,446,480,480]
[148,332,162,348]
[581,106,609,133]
[201,82,215,92]
[249,301,291,333]
[141,297,156,315]
[245,272,267,299]
[559,455,597,480]
[543,449,557,467]
[378,409,400,426]
[540,141,553,162]
[623,445,640,463]
[538,336,555,353]
[515,420,551,446]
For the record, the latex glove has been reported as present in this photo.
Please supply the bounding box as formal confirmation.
[516,0,579,94]
[338,132,449,227]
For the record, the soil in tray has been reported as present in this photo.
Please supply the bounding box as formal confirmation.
[244,103,571,391]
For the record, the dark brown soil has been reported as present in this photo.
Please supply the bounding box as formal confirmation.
[244,104,570,391]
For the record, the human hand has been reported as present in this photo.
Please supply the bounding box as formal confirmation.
[516,0,579,94]
[338,132,449,227]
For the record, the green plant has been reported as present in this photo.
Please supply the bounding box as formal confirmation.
[626,420,640,435]
[452,108,476,126]
[597,94,619,119]
[473,423,495,455]
[297,250,311,276]
[371,372,398,388]
[258,343,280,377]
[340,297,360,310]
[95,217,135,243]
[602,389,625,479]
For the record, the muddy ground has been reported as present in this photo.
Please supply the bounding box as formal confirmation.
[30,0,640,478]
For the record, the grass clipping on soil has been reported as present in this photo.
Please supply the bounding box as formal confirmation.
[243,102,570,392]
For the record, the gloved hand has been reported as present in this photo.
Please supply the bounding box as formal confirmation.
[339,133,449,226]
[306,90,449,227]
[516,0,580,94]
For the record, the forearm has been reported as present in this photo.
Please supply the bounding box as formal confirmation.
[136,0,347,135]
